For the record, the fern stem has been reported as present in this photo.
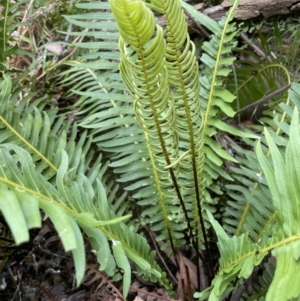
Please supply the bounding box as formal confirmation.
[145,224,179,284]
[231,83,291,118]
[156,0,213,282]
[121,0,180,269]
[147,93,181,270]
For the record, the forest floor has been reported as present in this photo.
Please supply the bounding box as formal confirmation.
[0,216,173,301]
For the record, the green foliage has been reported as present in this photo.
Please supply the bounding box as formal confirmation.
[225,21,292,122]
[0,0,22,70]
[0,71,168,296]
[256,107,300,301]
[2,0,300,300]
[197,102,300,301]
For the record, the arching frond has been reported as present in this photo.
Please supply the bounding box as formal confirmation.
[59,1,123,116]
[198,106,300,300]
[0,74,97,182]
[0,71,173,296]
[227,52,291,122]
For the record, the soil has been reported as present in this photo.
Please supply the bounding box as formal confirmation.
[0,218,173,301]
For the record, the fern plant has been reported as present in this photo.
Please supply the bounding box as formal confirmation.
[197,97,300,301]
[224,21,293,123]
[70,3,300,293]
[2,0,300,300]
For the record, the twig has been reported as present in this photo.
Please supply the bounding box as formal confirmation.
[182,6,210,39]
[240,33,266,59]
[130,286,179,301]
[87,265,125,301]
[223,83,292,121]
[144,225,178,284]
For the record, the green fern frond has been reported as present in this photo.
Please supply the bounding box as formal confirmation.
[195,211,267,301]
[228,53,291,121]
[147,0,208,252]
[0,75,56,174]
[1,72,166,295]
[0,138,170,295]
[59,59,123,115]
[109,0,186,253]
[255,107,300,301]
[59,1,123,116]
[203,91,300,300]
[0,145,86,285]
[0,73,107,185]
[179,0,261,241]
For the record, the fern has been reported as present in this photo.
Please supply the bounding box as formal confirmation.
[3,0,300,299]
[198,103,300,301]
[57,0,256,289]
[0,71,173,296]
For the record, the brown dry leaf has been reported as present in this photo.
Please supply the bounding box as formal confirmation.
[176,252,205,300]
[181,255,198,289]
[131,281,174,301]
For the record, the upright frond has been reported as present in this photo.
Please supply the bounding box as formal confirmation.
[179,0,256,235]
[149,0,206,251]
[110,0,183,253]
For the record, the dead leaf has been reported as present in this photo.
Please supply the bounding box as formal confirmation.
[45,44,64,55]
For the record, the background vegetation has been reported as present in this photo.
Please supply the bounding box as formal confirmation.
[1,0,300,300]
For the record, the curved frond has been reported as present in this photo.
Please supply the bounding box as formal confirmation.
[227,51,291,121]
[110,0,184,253]
[148,0,207,251]
[58,1,123,116]
[0,74,98,182]
[1,68,174,295]
[0,140,172,294]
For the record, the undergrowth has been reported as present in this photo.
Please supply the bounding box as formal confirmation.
[1,0,300,300]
